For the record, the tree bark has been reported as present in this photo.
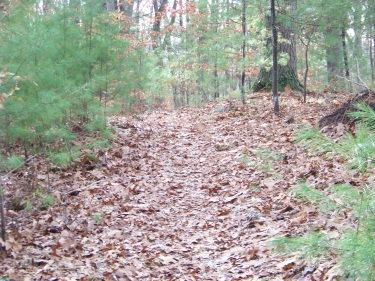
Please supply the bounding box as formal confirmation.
[118,0,134,33]
[325,26,343,88]
[103,0,116,12]
[371,31,375,82]
[271,0,279,113]
[341,28,350,78]
[152,0,169,49]
[163,0,177,49]
[253,0,302,92]
[240,0,246,105]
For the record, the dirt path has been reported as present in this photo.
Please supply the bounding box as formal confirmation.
[2,94,351,280]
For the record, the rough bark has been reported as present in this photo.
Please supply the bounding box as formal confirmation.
[253,0,302,92]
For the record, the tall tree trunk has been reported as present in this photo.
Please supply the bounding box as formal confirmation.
[240,0,246,105]
[271,0,279,113]
[325,26,343,88]
[341,28,350,78]
[341,27,351,91]
[163,0,177,48]
[211,0,220,100]
[253,0,302,92]
[353,9,364,91]
[118,0,134,33]
[104,0,116,11]
[371,31,375,82]
[152,0,168,49]
[373,27,375,82]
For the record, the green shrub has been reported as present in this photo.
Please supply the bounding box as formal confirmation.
[275,105,375,280]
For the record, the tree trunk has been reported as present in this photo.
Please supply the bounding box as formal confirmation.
[271,0,279,113]
[240,0,246,105]
[152,0,168,49]
[341,28,350,78]
[104,0,116,12]
[118,0,134,33]
[325,26,343,88]
[163,0,177,49]
[371,31,375,82]
[253,0,302,92]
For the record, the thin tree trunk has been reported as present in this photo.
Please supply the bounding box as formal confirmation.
[301,37,310,103]
[341,27,351,91]
[240,0,246,105]
[373,28,375,82]
[371,35,375,82]
[163,0,177,48]
[0,184,5,243]
[214,62,219,99]
[152,0,168,49]
[271,0,279,113]
[326,26,343,88]
[342,28,349,78]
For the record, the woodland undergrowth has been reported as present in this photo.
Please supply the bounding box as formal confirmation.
[274,102,375,280]
[1,90,371,280]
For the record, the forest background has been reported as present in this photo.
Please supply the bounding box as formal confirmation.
[0,0,374,164]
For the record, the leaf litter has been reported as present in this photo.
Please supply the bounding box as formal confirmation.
[1,92,362,280]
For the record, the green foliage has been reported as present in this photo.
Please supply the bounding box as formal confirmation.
[238,153,250,165]
[0,1,145,162]
[292,182,336,213]
[294,126,336,155]
[275,182,375,280]
[348,102,375,129]
[49,150,79,167]
[0,155,24,172]
[279,105,375,279]
[338,124,375,171]
[273,230,331,260]
[36,188,55,209]
[22,200,33,212]
[295,104,375,172]
[41,195,55,209]
[92,212,103,222]
[252,148,283,161]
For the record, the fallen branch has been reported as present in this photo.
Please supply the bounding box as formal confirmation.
[65,179,108,196]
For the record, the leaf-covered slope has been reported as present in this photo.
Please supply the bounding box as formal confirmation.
[1,93,356,280]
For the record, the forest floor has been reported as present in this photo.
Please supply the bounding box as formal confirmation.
[1,91,365,280]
